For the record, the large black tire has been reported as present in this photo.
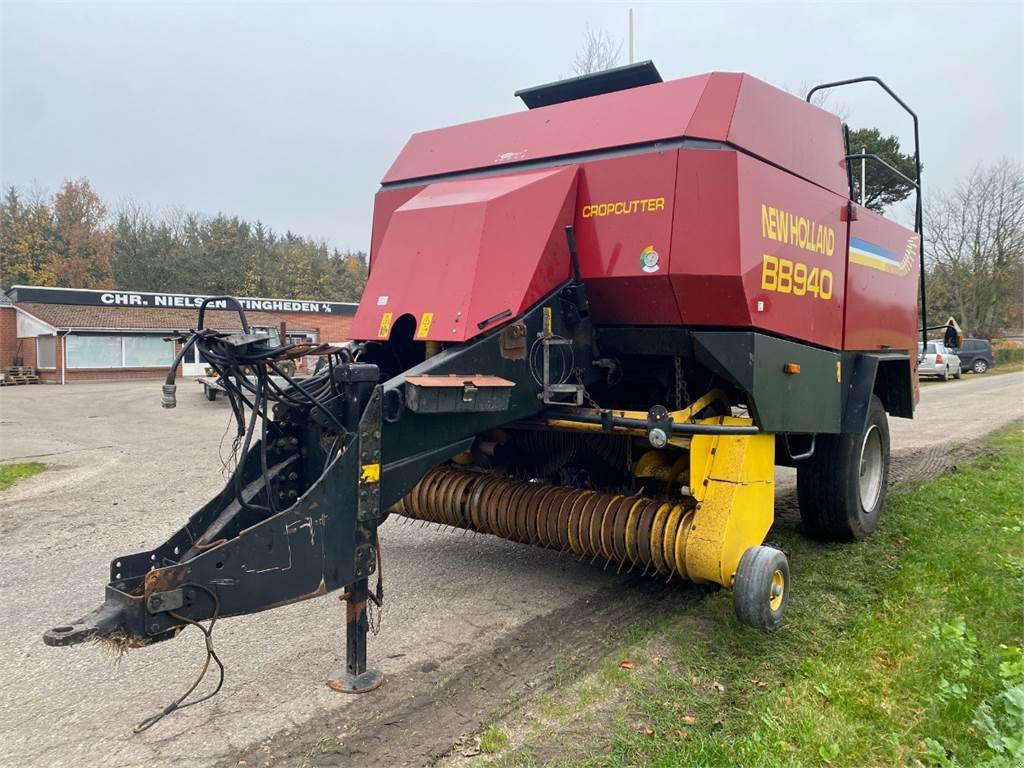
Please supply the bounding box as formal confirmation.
[797,394,890,541]
[941,365,950,381]
[733,546,790,629]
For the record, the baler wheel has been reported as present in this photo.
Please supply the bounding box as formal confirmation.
[733,546,789,629]
[797,395,890,541]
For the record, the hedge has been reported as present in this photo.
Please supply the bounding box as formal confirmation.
[994,346,1024,364]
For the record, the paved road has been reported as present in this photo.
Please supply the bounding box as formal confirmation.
[0,372,1021,768]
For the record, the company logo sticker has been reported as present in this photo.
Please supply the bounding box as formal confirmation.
[640,245,660,273]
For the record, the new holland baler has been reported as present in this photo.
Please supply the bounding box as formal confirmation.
[44,64,924,714]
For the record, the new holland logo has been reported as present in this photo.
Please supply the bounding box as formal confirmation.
[640,245,660,273]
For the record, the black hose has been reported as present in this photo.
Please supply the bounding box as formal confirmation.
[197,296,250,335]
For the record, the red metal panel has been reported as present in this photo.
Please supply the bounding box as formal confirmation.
[350,166,578,343]
[382,72,848,204]
[382,75,713,183]
[843,206,920,352]
[670,150,747,327]
[573,151,682,325]
[734,153,847,348]
[670,150,847,349]
[727,76,849,198]
[686,72,743,139]
[369,186,423,268]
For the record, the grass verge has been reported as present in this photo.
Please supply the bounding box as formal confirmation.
[0,461,45,491]
[480,426,1024,768]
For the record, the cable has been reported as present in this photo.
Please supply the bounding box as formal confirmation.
[133,585,224,734]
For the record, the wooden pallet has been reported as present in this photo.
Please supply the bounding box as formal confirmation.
[1,366,40,385]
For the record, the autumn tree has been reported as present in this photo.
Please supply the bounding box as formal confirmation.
[110,200,368,301]
[3,176,368,300]
[0,186,59,289]
[50,179,115,288]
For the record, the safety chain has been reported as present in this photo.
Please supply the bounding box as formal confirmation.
[674,356,693,420]
[573,368,602,410]
[367,541,384,636]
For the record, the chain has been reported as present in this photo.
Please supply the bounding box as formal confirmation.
[368,542,384,636]
[674,356,692,418]
[573,368,602,410]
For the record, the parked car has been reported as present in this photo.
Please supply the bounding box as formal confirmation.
[918,342,962,381]
[953,338,995,374]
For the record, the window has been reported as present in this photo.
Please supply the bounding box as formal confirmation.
[67,334,174,369]
[68,335,122,368]
[252,327,281,345]
[124,336,173,367]
[36,335,56,369]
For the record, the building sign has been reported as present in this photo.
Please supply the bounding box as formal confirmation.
[7,286,357,316]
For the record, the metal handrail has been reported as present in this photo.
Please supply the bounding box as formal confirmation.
[807,76,926,349]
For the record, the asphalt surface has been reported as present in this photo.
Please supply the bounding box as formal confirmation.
[0,371,1021,768]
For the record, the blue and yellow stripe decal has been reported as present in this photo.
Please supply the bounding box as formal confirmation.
[848,235,917,276]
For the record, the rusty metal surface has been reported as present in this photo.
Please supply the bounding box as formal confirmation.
[499,323,528,360]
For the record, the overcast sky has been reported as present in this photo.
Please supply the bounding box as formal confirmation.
[2,1,1021,252]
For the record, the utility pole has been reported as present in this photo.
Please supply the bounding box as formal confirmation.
[860,143,867,206]
[629,8,634,64]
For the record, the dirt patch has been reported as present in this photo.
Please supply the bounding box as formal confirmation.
[224,433,1009,768]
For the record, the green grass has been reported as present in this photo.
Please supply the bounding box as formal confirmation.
[0,461,45,491]
[480,724,510,754]
[487,426,1024,768]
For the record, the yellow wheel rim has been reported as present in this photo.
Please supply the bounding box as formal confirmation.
[769,569,785,611]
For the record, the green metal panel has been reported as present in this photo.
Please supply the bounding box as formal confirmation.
[691,331,842,434]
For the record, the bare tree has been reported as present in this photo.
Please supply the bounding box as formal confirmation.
[790,81,850,123]
[926,159,1024,338]
[572,26,623,75]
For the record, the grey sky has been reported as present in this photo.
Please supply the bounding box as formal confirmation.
[2,1,1021,253]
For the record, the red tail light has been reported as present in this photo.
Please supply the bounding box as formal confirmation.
[935,353,943,363]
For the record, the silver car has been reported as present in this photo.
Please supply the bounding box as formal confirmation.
[918,341,962,381]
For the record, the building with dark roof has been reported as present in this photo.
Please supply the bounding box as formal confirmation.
[0,286,357,383]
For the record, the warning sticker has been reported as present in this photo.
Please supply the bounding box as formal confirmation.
[416,312,434,339]
[378,312,393,338]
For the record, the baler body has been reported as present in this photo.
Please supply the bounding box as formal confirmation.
[353,72,920,364]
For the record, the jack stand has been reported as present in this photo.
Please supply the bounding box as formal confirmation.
[326,578,383,693]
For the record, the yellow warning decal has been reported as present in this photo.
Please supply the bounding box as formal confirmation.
[360,463,381,484]
[416,312,434,339]
[378,312,393,339]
